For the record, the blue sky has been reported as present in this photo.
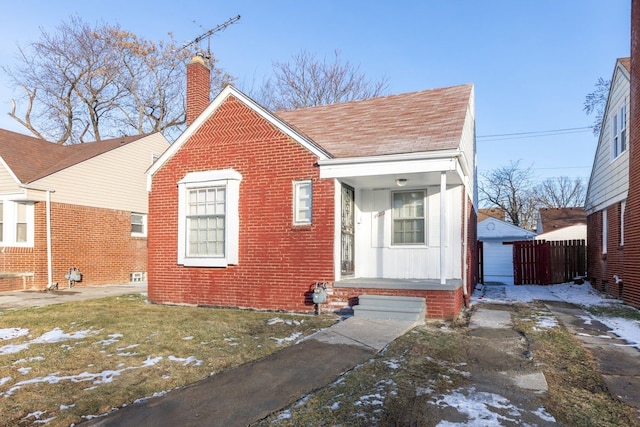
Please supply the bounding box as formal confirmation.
[0,1,631,183]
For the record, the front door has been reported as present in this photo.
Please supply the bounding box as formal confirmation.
[341,184,355,276]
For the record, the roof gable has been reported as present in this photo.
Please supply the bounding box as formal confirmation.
[275,84,473,158]
[477,217,536,240]
[148,85,330,178]
[0,128,148,184]
[585,57,631,213]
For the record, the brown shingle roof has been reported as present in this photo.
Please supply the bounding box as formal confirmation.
[275,84,472,158]
[0,129,148,183]
[538,207,586,233]
[620,57,631,72]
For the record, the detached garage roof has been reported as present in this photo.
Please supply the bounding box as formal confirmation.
[478,217,536,240]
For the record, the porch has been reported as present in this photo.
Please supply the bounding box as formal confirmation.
[329,277,465,320]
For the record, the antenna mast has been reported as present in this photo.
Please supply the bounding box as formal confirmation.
[183,15,241,60]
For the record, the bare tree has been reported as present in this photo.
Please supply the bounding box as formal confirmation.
[584,77,610,136]
[479,160,538,230]
[256,49,389,110]
[4,16,232,144]
[534,176,586,208]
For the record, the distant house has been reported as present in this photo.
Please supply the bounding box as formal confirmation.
[145,56,477,320]
[478,207,506,222]
[0,129,169,291]
[536,207,587,242]
[477,217,536,284]
[585,57,630,299]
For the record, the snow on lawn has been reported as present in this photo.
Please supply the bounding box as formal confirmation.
[473,281,640,348]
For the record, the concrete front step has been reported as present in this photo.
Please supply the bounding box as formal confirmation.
[353,295,426,321]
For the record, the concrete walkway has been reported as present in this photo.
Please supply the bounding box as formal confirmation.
[84,317,419,427]
[0,283,148,310]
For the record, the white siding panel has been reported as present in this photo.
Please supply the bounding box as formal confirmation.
[585,62,630,214]
[0,163,20,193]
[355,185,462,280]
[33,134,169,213]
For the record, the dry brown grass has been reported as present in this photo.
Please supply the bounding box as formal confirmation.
[0,293,336,426]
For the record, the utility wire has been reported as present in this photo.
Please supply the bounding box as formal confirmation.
[478,126,592,142]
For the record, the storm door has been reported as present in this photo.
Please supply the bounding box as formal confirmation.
[341,184,355,276]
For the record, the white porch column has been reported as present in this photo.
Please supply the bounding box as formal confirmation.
[440,171,447,285]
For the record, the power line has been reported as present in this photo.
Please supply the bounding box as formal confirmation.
[477,126,592,142]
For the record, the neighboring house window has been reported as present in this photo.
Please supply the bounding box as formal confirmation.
[0,200,34,247]
[613,105,627,159]
[392,190,426,245]
[602,209,608,254]
[177,169,242,267]
[620,200,626,247]
[131,213,147,237]
[293,180,312,225]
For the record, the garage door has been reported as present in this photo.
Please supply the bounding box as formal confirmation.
[482,240,514,284]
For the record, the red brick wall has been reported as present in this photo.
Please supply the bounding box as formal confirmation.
[464,191,478,304]
[148,95,335,313]
[624,0,640,308]
[587,204,625,299]
[0,201,147,291]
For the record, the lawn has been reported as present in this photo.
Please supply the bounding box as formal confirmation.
[0,293,336,426]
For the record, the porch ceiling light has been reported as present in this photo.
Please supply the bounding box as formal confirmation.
[396,178,408,187]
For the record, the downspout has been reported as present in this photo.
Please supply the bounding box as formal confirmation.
[440,171,446,285]
[462,189,470,307]
[19,185,56,288]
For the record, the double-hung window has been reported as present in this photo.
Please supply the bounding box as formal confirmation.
[613,105,627,159]
[177,169,242,267]
[392,190,426,245]
[293,180,312,225]
[0,199,34,247]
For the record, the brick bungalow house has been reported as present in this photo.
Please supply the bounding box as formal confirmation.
[0,129,169,291]
[585,57,630,299]
[146,56,477,320]
[623,1,640,309]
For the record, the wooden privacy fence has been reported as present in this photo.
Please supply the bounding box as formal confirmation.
[513,239,586,285]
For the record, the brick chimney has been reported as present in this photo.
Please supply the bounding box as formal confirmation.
[186,55,211,126]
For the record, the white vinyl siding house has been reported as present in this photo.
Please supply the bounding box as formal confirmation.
[585,58,630,217]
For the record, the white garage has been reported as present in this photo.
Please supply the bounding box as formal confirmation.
[478,217,536,285]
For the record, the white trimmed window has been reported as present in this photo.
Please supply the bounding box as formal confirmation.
[131,213,147,237]
[177,169,242,267]
[392,190,426,245]
[602,209,608,254]
[0,199,34,247]
[293,180,312,225]
[613,105,627,159]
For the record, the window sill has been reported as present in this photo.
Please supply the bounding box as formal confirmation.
[180,257,232,268]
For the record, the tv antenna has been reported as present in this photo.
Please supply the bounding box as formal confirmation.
[183,15,241,60]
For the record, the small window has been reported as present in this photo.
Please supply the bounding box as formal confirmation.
[16,203,27,242]
[392,190,426,245]
[613,105,627,159]
[131,213,147,237]
[293,180,312,225]
[620,201,626,247]
[0,202,3,242]
[602,209,608,254]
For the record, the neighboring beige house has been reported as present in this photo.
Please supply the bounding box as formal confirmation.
[0,129,169,291]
